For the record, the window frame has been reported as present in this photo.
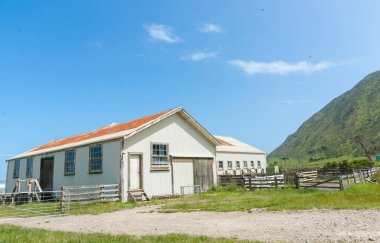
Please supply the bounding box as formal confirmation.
[218,161,224,170]
[243,161,248,168]
[89,144,103,174]
[227,161,233,170]
[250,161,254,168]
[257,161,261,169]
[13,159,20,178]
[65,149,76,176]
[150,142,170,170]
[26,157,33,178]
[236,161,240,169]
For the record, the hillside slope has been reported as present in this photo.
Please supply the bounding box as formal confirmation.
[270,71,380,161]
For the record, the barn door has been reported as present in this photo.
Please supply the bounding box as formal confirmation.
[40,158,54,191]
[129,154,142,190]
[193,158,214,191]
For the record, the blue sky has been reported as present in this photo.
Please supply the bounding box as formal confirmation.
[1,1,380,179]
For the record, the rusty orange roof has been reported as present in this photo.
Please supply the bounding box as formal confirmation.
[31,109,173,152]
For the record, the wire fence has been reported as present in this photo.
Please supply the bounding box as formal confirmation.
[0,191,70,218]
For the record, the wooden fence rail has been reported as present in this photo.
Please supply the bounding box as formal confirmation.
[219,174,285,190]
[61,184,119,207]
[296,167,377,191]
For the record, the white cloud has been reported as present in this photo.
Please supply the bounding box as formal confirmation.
[228,60,336,75]
[184,51,218,61]
[144,24,181,43]
[200,23,222,33]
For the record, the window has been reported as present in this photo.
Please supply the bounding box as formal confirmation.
[13,159,20,178]
[65,150,76,175]
[236,161,240,169]
[243,161,248,168]
[151,143,169,169]
[251,161,254,168]
[257,161,261,169]
[227,161,232,169]
[218,161,224,170]
[89,145,102,173]
[26,157,33,178]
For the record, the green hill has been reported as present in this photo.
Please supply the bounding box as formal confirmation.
[269,70,380,164]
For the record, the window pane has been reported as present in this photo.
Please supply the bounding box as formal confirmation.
[89,146,102,172]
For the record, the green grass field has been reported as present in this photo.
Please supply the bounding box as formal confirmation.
[0,225,251,243]
[160,184,380,212]
[2,184,380,217]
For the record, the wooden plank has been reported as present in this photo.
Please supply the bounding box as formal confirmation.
[68,189,119,196]
[69,198,119,205]
[62,184,118,190]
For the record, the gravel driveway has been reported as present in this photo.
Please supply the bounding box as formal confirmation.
[1,205,379,242]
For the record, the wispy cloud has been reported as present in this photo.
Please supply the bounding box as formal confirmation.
[228,60,337,75]
[183,51,218,61]
[83,40,103,48]
[200,23,223,33]
[144,24,181,43]
[278,99,311,105]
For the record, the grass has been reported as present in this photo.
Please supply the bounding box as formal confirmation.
[0,225,251,243]
[2,184,380,217]
[160,184,380,212]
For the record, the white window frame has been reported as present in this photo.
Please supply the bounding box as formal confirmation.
[243,161,248,168]
[257,161,261,169]
[151,142,169,170]
[227,161,233,170]
[250,161,254,168]
[218,161,224,170]
[236,161,240,169]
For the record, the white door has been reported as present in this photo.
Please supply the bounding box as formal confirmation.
[129,154,141,190]
[173,160,194,194]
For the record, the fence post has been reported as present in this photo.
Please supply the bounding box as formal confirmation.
[346,174,350,185]
[60,191,65,214]
[339,178,344,191]
[249,174,252,190]
[275,176,278,188]
[295,175,300,189]
[100,185,105,202]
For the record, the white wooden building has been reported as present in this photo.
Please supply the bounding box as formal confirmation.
[5,108,220,201]
[215,136,267,175]
[5,108,267,200]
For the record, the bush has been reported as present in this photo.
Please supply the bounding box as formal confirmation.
[322,159,374,169]
[373,170,380,182]
[224,182,240,192]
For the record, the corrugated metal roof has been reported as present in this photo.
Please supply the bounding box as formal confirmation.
[8,107,221,160]
[214,135,266,154]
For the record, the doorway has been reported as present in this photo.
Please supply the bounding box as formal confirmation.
[40,157,54,191]
[129,154,142,190]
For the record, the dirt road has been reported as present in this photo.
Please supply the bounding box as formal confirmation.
[1,206,379,242]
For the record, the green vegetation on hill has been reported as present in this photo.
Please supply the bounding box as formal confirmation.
[269,71,380,165]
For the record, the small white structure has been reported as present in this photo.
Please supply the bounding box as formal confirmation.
[215,136,267,175]
[5,108,220,201]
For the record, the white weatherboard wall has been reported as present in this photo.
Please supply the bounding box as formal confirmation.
[172,160,194,194]
[216,152,267,175]
[5,140,121,193]
[122,113,216,199]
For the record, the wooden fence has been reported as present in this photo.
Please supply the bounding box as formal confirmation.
[296,168,377,191]
[219,174,285,190]
[61,184,119,207]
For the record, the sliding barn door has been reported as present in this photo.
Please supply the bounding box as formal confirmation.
[193,159,214,191]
